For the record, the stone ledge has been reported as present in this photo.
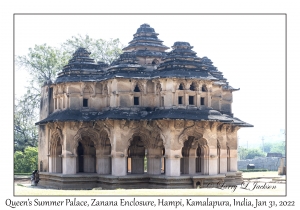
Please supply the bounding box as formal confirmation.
[38,172,243,190]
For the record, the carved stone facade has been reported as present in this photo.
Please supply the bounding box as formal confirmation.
[36,24,252,189]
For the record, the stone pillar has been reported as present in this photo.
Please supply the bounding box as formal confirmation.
[201,154,209,175]
[95,144,111,174]
[196,93,200,107]
[131,156,144,174]
[165,158,180,176]
[207,91,211,107]
[229,149,238,171]
[220,149,228,173]
[208,148,218,175]
[147,148,163,175]
[147,158,161,174]
[186,148,197,174]
[83,155,95,172]
[165,149,181,176]
[56,155,62,173]
[48,156,53,173]
[96,156,111,174]
[110,120,128,176]
[62,155,76,174]
[185,94,189,106]
[111,155,127,176]
[62,127,77,174]
[183,156,196,174]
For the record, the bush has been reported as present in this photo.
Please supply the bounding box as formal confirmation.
[14,146,38,173]
[245,148,265,159]
[14,173,32,175]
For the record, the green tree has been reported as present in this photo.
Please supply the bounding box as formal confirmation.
[238,146,248,160]
[270,141,286,156]
[15,35,124,152]
[14,147,38,173]
[16,44,69,87]
[15,44,70,152]
[261,141,286,156]
[245,148,265,159]
[62,34,124,64]
[14,102,38,152]
[262,142,272,153]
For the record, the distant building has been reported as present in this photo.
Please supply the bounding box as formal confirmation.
[36,24,252,189]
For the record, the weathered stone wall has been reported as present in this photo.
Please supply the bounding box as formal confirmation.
[40,119,240,176]
[238,157,281,171]
[40,77,232,115]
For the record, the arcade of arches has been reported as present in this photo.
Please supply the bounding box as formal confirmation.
[41,119,239,177]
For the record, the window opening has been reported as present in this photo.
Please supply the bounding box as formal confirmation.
[83,99,88,107]
[190,83,196,91]
[189,96,194,105]
[201,97,205,105]
[178,96,183,105]
[134,97,139,105]
[134,85,140,92]
[179,83,184,90]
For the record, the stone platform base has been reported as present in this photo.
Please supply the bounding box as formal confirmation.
[38,172,243,190]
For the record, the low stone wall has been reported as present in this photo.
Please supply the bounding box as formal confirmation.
[38,172,243,190]
[238,157,281,171]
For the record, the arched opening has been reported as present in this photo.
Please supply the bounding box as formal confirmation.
[77,136,96,173]
[181,136,197,175]
[178,83,184,90]
[134,84,140,92]
[179,133,209,175]
[49,136,62,173]
[128,136,146,174]
[96,131,112,174]
[196,146,201,173]
[190,82,196,91]
[147,135,165,175]
[77,142,84,172]
[202,85,208,92]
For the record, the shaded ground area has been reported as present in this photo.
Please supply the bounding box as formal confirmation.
[14,172,286,196]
